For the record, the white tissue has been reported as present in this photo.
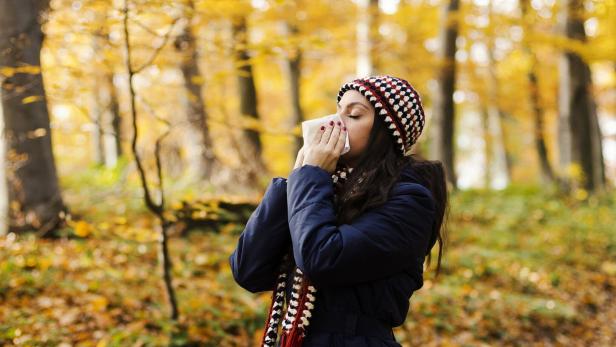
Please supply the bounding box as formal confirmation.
[301,114,351,155]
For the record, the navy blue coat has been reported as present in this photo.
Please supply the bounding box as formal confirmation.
[229,164,436,346]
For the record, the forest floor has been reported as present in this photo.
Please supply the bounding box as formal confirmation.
[1,166,615,346]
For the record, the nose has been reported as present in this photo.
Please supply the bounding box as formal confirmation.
[335,113,345,124]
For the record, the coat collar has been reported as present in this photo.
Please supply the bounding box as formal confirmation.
[398,161,421,184]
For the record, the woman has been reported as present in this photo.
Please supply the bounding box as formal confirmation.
[229,75,448,347]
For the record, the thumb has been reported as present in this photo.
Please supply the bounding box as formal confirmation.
[294,146,305,168]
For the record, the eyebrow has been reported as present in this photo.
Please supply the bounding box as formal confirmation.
[336,101,370,111]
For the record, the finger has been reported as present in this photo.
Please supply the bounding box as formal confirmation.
[312,123,326,146]
[294,146,304,167]
[334,126,347,154]
[326,121,342,149]
[320,120,335,145]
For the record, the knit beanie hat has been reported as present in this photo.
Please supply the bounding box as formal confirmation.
[336,75,426,156]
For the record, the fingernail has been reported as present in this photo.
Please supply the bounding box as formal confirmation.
[329,121,334,126]
[336,121,341,126]
[343,127,347,131]
[320,125,325,130]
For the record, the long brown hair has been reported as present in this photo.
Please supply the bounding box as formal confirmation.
[335,113,449,277]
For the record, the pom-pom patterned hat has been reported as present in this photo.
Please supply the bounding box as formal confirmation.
[336,75,426,156]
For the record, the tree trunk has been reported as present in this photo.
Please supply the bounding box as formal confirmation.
[520,0,555,185]
[92,12,122,168]
[0,103,7,235]
[357,0,380,77]
[231,16,267,177]
[528,52,555,185]
[93,71,123,168]
[284,21,304,156]
[174,1,217,180]
[481,107,493,189]
[0,0,66,234]
[91,93,106,165]
[106,71,123,165]
[485,1,511,188]
[90,27,105,166]
[558,0,606,193]
[588,95,606,190]
[430,0,459,190]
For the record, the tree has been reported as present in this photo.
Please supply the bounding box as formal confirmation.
[558,0,606,193]
[430,0,459,190]
[0,0,67,234]
[357,0,380,77]
[174,0,218,180]
[520,0,555,185]
[484,1,511,187]
[284,20,304,155]
[231,14,268,177]
[91,18,123,167]
[96,11,124,168]
[121,0,179,321]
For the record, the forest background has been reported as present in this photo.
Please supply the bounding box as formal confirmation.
[0,0,615,346]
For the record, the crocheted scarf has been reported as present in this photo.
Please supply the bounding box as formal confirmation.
[260,163,354,347]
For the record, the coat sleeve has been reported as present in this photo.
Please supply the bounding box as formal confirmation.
[286,164,436,288]
[229,177,291,293]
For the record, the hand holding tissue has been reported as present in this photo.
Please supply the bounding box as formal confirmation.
[301,114,350,155]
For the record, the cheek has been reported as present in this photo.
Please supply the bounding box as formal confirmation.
[347,120,372,152]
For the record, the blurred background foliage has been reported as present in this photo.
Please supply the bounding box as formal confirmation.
[0,0,614,346]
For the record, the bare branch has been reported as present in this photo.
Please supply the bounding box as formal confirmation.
[123,1,162,216]
[133,17,181,74]
[122,0,178,321]
[155,128,172,210]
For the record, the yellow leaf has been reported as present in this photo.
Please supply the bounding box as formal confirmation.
[601,261,616,276]
[567,163,583,180]
[191,75,205,85]
[0,65,40,78]
[574,188,588,201]
[27,128,47,139]
[39,257,52,271]
[115,216,127,225]
[74,221,92,237]
[22,95,43,104]
[90,295,108,311]
[18,65,41,75]
[0,67,14,78]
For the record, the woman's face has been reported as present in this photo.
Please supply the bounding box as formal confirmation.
[337,89,375,165]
